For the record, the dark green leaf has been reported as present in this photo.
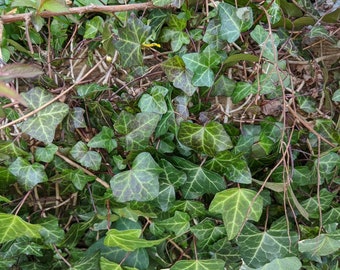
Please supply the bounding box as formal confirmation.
[154,211,190,236]
[110,152,163,202]
[70,141,102,171]
[171,259,225,270]
[34,144,58,163]
[88,126,117,152]
[138,86,168,114]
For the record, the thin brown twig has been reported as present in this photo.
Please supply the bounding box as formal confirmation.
[55,151,109,189]
[0,2,162,24]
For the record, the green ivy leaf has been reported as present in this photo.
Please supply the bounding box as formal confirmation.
[203,19,225,50]
[69,107,87,129]
[0,167,16,191]
[267,0,282,24]
[114,110,134,135]
[20,88,69,144]
[110,152,163,202]
[162,56,197,96]
[171,157,226,199]
[298,234,340,257]
[61,169,95,191]
[8,157,48,190]
[182,46,221,87]
[332,89,340,101]
[88,126,117,153]
[39,216,65,244]
[84,16,104,39]
[104,229,167,251]
[39,0,69,12]
[34,144,58,163]
[170,259,225,270]
[241,256,302,270]
[0,141,29,158]
[113,14,152,67]
[232,82,255,103]
[0,213,42,243]
[250,25,280,61]
[218,3,253,43]
[100,257,138,270]
[138,86,168,114]
[70,141,102,171]
[125,112,161,150]
[205,150,252,184]
[1,237,44,258]
[191,220,226,249]
[154,211,190,236]
[209,188,263,240]
[76,83,108,98]
[178,121,232,156]
[238,221,299,268]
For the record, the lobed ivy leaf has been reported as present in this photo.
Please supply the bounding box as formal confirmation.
[138,86,168,114]
[171,156,226,199]
[154,211,190,236]
[88,126,117,153]
[0,213,42,244]
[182,46,221,87]
[250,25,280,61]
[69,107,87,129]
[191,220,226,250]
[124,112,161,150]
[100,257,138,270]
[0,141,29,158]
[34,144,58,163]
[209,188,263,240]
[170,259,225,270]
[110,152,163,202]
[218,3,253,43]
[114,110,134,135]
[20,88,69,144]
[8,157,48,190]
[205,150,252,184]
[241,256,302,270]
[104,229,167,251]
[162,56,197,96]
[178,121,232,156]
[237,222,299,268]
[298,234,340,257]
[61,169,95,191]
[76,83,108,98]
[70,141,102,171]
[267,0,282,24]
[232,82,256,103]
[113,14,152,67]
[203,19,226,50]
[39,216,65,244]
[84,16,104,39]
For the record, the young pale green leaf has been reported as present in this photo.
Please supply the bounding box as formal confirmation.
[218,3,252,43]
[84,16,104,39]
[138,86,168,114]
[20,88,69,144]
[237,223,299,268]
[209,188,263,240]
[182,47,221,87]
[162,56,197,96]
[110,152,163,202]
[178,121,232,156]
[0,81,27,106]
[124,112,161,150]
[170,259,225,270]
[0,213,42,244]
[241,256,302,270]
[11,0,38,8]
[154,211,190,236]
[171,157,226,199]
[205,150,252,184]
[8,157,48,190]
[70,141,102,171]
[39,0,69,12]
[113,14,151,67]
[104,229,167,251]
[100,257,138,270]
[88,126,117,152]
[34,144,58,163]
[298,234,340,257]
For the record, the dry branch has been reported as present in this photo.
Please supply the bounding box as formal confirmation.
[0,2,162,24]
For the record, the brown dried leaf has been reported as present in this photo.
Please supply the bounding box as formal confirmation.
[0,64,43,81]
